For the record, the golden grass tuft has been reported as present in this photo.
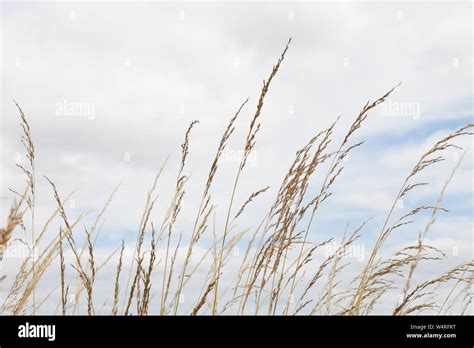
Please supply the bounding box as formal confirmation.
[1,38,472,316]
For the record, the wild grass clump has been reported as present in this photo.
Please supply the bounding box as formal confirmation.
[1,38,472,315]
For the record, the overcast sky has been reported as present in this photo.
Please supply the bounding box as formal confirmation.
[0,1,472,314]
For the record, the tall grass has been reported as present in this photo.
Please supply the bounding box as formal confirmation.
[1,39,472,315]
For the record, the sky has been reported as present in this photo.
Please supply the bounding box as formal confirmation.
[0,1,472,314]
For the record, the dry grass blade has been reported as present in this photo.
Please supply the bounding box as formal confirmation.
[395,151,468,314]
[351,123,473,314]
[213,37,292,315]
[121,155,169,314]
[192,280,216,316]
[112,240,125,315]
[13,99,37,314]
[0,202,24,262]
[59,230,66,315]
[173,99,248,315]
[234,186,270,221]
